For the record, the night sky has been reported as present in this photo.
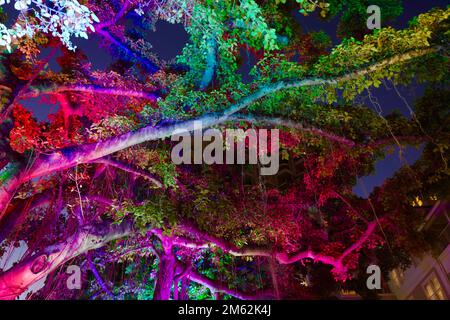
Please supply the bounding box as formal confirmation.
[6,1,449,198]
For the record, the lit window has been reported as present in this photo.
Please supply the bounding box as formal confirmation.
[423,275,446,300]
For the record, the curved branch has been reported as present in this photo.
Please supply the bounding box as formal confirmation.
[97,28,159,73]
[86,252,115,299]
[0,85,12,93]
[0,220,134,300]
[96,0,131,29]
[0,163,25,220]
[175,220,379,275]
[0,47,58,121]
[92,1,156,73]
[175,222,273,257]
[275,220,379,274]
[366,135,429,149]
[338,220,378,262]
[0,214,377,300]
[228,114,355,147]
[332,191,369,224]
[199,37,217,90]
[188,270,274,300]
[0,47,437,215]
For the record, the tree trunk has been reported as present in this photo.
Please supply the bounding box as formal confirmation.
[213,291,222,300]
[269,258,281,300]
[173,280,179,300]
[0,47,435,216]
[0,220,133,300]
[153,247,175,300]
[180,277,189,300]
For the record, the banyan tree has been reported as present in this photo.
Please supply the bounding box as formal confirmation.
[0,0,449,300]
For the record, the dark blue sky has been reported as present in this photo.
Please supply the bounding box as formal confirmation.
[292,0,448,197]
[7,1,448,198]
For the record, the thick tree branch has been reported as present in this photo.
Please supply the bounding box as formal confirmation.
[94,157,163,187]
[0,190,52,243]
[91,1,158,72]
[332,192,369,224]
[366,135,429,149]
[338,220,378,262]
[0,47,59,121]
[0,214,377,300]
[188,269,274,300]
[0,219,134,300]
[175,220,378,275]
[228,114,355,147]
[86,252,115,299]
[0,47,436,215]
[97,28,159,73]
[199,37,217,90]
[275,220,378,274]
[23,85,158,102]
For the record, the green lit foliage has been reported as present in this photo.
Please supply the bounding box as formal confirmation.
[161,6,449,121]
[0,0,449,301]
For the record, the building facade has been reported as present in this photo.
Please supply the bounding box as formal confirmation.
[388,201,450,300]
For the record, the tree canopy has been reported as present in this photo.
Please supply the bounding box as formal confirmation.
[0,0,449,300]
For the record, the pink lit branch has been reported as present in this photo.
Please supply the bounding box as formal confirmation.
[188,270,275,300]
[172,220,379,276]
[95,0,131,30]
[228,114,355,147]
[0,220,133,300]
[0,217,379,300]
[23,85,158,102]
